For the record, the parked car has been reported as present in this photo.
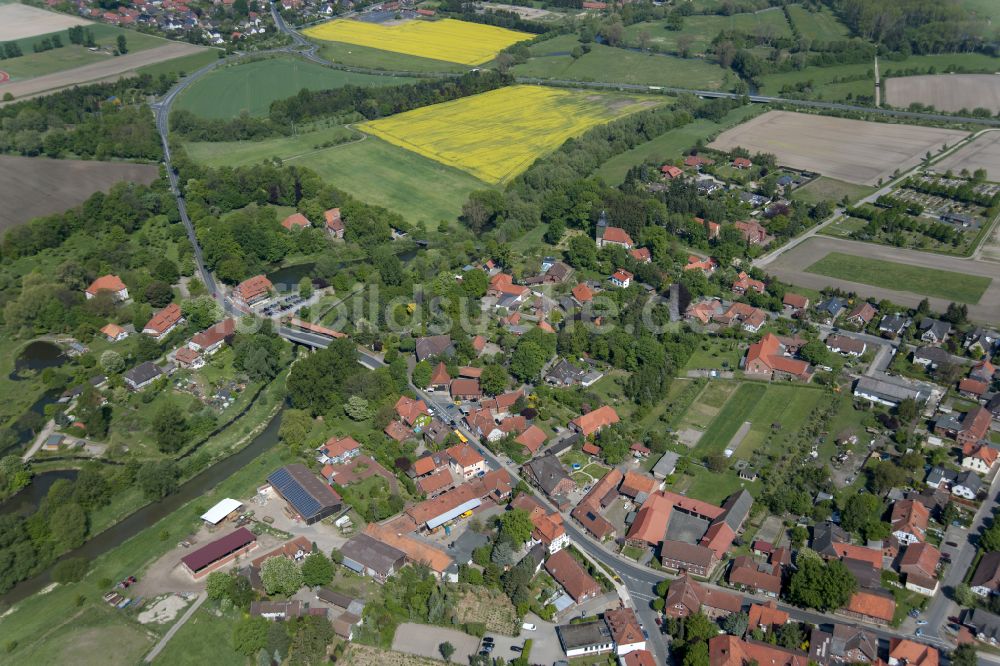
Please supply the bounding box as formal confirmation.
[522,623,536,631]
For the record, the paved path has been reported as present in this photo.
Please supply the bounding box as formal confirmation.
[22,419,55,462]
[143,591,206,663]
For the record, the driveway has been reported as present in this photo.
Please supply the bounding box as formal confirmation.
[391,622,480,663]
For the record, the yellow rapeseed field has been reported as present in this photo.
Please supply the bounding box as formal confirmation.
[302,18,531,66]
[358,86,656,184]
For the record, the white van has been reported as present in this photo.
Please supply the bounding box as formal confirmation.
[521,623,536,631]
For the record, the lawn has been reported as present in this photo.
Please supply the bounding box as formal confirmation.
[513,42,733,91]
[683,338,744,372]
[786,4,850,41]
[358,85,658,184]
[818,216,868,238]
[175,56,411,118]
[623,8,792,55]
[694,382,767,456]
[596,104,762,185]
[184,124,361,164]
[304,18,531,66]
[151,604,246,666]
[136,48,219,79]
[1,23,167,80]
[673,465,758,504]
[185,129,486,226]
[805,251,992,303]
[792,176,876,207]
[964,0,1000,22]
[315,39,468,73]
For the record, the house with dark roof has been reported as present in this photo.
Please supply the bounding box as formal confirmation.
[124,361,164,390]
[523,454,574,498]
[919,318,951,345]
[267,464,342,524]
[809,624,878,665]
[971,552,1000,597]
[340,533,406,583]
[415,334,453,361]
[964,608,1000,644]
[557,619,614,658]
[181,527,257,578]
[878,314,910,337]
[816,297,848,322]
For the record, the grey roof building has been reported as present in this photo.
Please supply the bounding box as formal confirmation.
[878,314,910,335]
[965,608,1000,643]
[652,451,680,479]
[340,533,406,583]
[812,521,850,558]
[523,454,573,497]
[267,464,342,524]
[854,375,931,407]
[719,489,753,532]
[556,619,614,656]
[415,334,453,361]
[124,361,163,390]
[919,318,951,343]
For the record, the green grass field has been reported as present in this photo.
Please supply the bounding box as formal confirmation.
[151,604,246,666]
[512,42,732,91]
[691,381,826,458]
[792,176,875,206]
[818,216,868,238]
[596,104,762,185]
[623,8,792,55]
[964,0,1000,22]
[806,251,992,303]
[315,39,468,73]
[176,56,411,118]
[184,127,489,226]
[1,23,167,80]
[786,4,850,41]
[137,48,219,79]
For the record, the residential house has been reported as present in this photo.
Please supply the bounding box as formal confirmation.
[733,157,752,169]
[970,552,1000,596]
[841,590,896,626]
[661,540,718,577]
[935,407,992,447]
[826,334,866,357]
[174,347,203,369]
[962,442,999,474]
[545,549,601,602]
[845,302,877,326]
[124,361,163,390]
[809,625,878,665]
[899,542,940,596]
[622,650,657,666]
[446,443,486,479]
[685,155,715,168]
[728,555,782,597]
[661,164,684,179]
[619,470,659,500]
[744,333,812,381]
[732,271,765,295]
[251,600,302,620]
[816,297,847,323]
[101,323,128,342]
[450,378,482,402]
[572,282,595,305]
[143,303,184,340]
[630,247,652,263]
[685,255,717,274]
[605,607,646,655]
[523,454,574,498]
[747,600,789,632]
[686,298,726,325]
[878,314,910,337]
[965,608,1000,644]
[415,335,453,362]
[316,436,361,465]
[919,318,951,345]
[913,346,953,369]
[959,378,990,400]
[394,395,430,428]
[324,208,344,238]
[86,274,129,301]
[515,425,547,456]
[665,574,742,619]
[953,470,982,499]
[715,302,768,333]
[280,212,311,230]
[734,220,770,245]
[709,635,809,666]
[572,469,623,541]
[189,318,236,354]
[511,494,568,553]
[783,293,809,313]
[428,362,450,391]
[965,328,999,356]
[610,269,633,288]
[384,421,413,442]
[233,275,273,308]
[891,499,929,545]
[570,405,620,438]
[925,467,958,490]
[970,359,996,383]
[888,639,939,666]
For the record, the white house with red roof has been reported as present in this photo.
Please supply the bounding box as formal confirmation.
[610,269,633,288]
[86,275,129,301]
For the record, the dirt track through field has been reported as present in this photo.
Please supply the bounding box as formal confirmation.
[708,110,966,185]
[764,236,1000,323]
[886,74,1000,114]
[0,42,206,100]
[0,155,159,230]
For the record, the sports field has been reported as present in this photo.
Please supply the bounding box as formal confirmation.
[176,56,409,118]
[358,85,658,184]
[596,104,762,185]
[513,39,732,90]
[303,18,531,66]
[709,110,967,185]
[186,128,487,226]
[805,252,991,303]
[624,8,791,54]
[691,382,825,458]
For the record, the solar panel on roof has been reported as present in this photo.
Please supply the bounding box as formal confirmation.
[268,466,326,520]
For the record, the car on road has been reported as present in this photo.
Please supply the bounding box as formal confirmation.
[915,628,923,637]
[916,620,928,625]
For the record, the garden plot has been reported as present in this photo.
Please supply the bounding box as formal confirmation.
[709,110,967,185]
[455,587,519,635]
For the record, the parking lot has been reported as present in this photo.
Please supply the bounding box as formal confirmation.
[392,622,481,663]
[479,614,564,666]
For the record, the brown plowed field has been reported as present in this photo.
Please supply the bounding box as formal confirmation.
[885,74,1000,114]
[934,130,1000,179]
[0,42,205,100]
[0,155,159,230]
[0,4,92,41]
[708,110,967,185]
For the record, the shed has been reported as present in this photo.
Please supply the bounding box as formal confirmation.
[200,498,243,525]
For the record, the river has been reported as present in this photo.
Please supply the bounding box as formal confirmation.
[0,469,79,517]
[0,410,283,605]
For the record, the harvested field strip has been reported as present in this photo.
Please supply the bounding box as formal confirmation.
[0,4,91,41]
[805,251,991,303]
[885,74,1000,115]
[709,110,967,186]
[934,131,1000,180]
[0,155,159,230]
[303,18,531,66]
[358,85,656,184]
[695,382,766,456]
